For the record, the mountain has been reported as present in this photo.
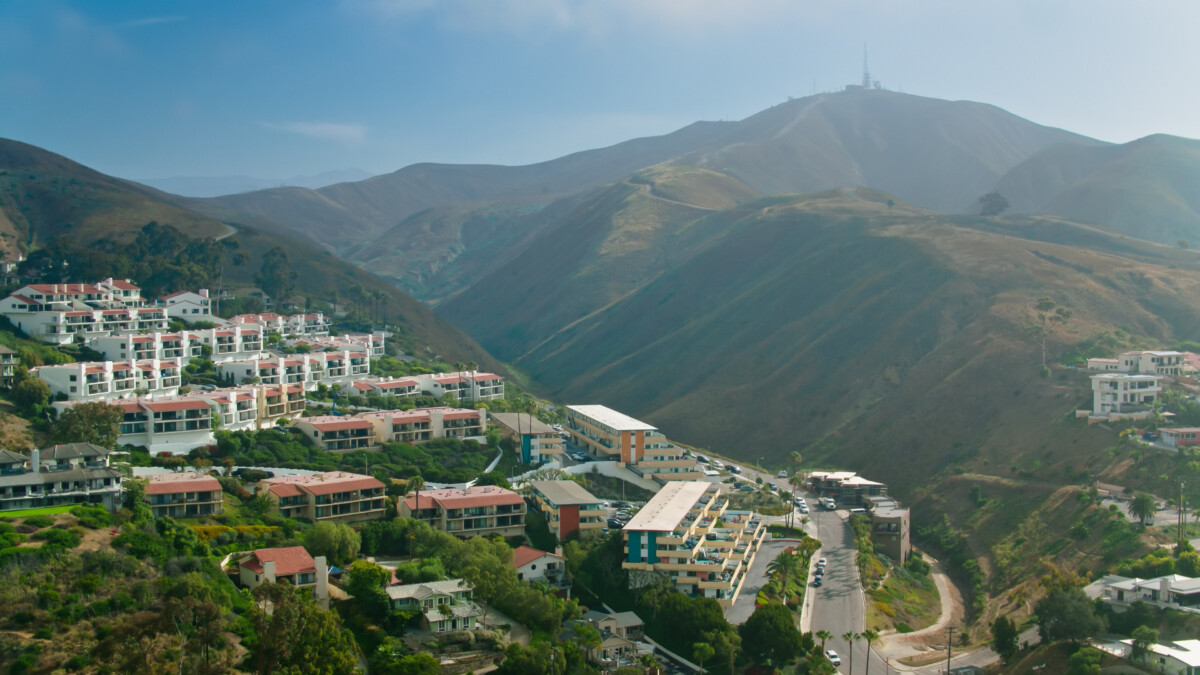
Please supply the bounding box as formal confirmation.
[138,169,375,198]
[990,134,1200,245]
[0,138,498,367]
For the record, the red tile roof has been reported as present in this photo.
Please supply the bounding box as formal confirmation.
[267,483,304,498]
[262,472,384,496]
[145,472,222,495]
[402,485,522,511]
[240,546,316,576]
[142,399,210,412]
[299,417,372,431]
[106,280,140,290]
[511,545,562,569]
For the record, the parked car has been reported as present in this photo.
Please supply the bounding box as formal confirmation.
[799,506,809,514]
[727,465,741,474]
[817,558,827,566]
[812,578,823,588]
[826,650,841,666]
[607,519,625,529]
[696,454,710,464]
[777,470,788,478]
[739,485,755,492]
[767,482,777,491]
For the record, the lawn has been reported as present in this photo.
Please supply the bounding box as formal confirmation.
[0,505,77,518]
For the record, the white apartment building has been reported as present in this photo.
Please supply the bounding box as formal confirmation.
[113,398,214,454]
[216,351,369,389]
[226,312,332,337]
[358,407,487,445]
[286,332,386,358]
[348,372,505,403]
[157,289,220,322]
[34,358,184,402]
[1091,373,1162,417]
[1087,351,1186,376]
[84,332,203,362]
[0,280,169,344]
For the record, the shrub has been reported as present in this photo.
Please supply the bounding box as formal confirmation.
[33,528,81,548]
[69,506,113,529]
[22,515,54,529]
[31,628,50,640]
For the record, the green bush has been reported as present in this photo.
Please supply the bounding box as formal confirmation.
[22,515,54,529]
[32,528,81,548]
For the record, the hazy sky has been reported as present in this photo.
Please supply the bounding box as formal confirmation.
[3,1,1198,181]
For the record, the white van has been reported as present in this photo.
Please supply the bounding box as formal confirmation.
[711,460,725,470]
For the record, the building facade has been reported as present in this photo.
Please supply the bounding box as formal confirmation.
[146,472,224,518]
[565,405,703,482]
[292,416,376,451]
[529,480,605,540]
[386,579,481,633]
[399,486,526,539]
[260,472,386,524]
[238,546,330,608]
[0,444,123,512]
[359,407,487,445]
[34,358,184,402]
[490,413,563,464]
[1091,373,1162,416]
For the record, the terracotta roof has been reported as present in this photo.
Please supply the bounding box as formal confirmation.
[6,295,34,305]
[262,471,384,496]
[442,411,481,421]
[240,546,316,576]
[145,472,221,495]
[511,545,562,569]
[159,290,190,300]
[267,483,304,498]
[432,375,465,384]
[299,417,372,431]
[469,373,501,381]
[403,486,522,511]
[142,399,210,412]
[27,283,103,294]
[352,382,373,391]
[105,280,140,290]
[372,380,418,390]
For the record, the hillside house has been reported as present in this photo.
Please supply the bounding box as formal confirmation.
[292,416,376,451]
[867,496,910,563]
[386,579,481,633]
[0,281,167,344]
[1091,373,1162,418]
[1162,428,1200,449]
[0,444,123,512]
[490,412,563,464]
[511,545,569,592]
[1100,574,1200,609]
[158,289,219,322]
[529,480,605,540]
[808,471,889,506]
[113,398,214,455]
[238,546,330,608]
[0,345,15,389]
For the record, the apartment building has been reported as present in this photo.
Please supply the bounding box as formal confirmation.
[145,472,224,518]
[84,332,203,362]
[489,413,563,464]
[34,358,184,402]
[0,345,16,389]
[529,480,605,540]
[292,416,376,451]
[807,471,889,507]
[238,546,330,608]
[361,378,420,398]
[0,444,124,512]
[1121,350,1186,376]
[260,472,386,524]
[621,481,767,607]
[566,405,703,483]
[158,289,219,322]
[254,383,307,425]
[399,486,525,539]
[0,280,169,344]
[386,579,481,633]
[114,398,214,454]
[286,332,386,358]
[359,407,486,446]
[424,372,506,402]
[191,389,259,432]
[226,311,332,337]
[217,351,369,389]
[1091,373,1162,417]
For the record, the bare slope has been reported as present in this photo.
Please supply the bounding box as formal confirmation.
[992,134,1200,245]
[0,139,498,368]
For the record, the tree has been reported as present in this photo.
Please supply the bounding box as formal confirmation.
[978,191,1009,216]
[1068,646,1103,674]
[346,559,390,597]
[305,521,361,566]
[766,550,801,598]
[692,642,714,673]
[1034,586,1104,644]
[13,377,50,414]
[739,603,802,665]
[51,401,124,447]
[991,615,1019,663]
[1131,625,1159,661]
[861,628,880,675]
[1130,493,1157,526]
[815,629,832,652]
[1027,297,1071,371]
[248,582,357,675]
[255,247,297,307]
[842,631,859,674]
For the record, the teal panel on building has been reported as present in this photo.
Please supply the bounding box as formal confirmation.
[627,531,642,563]
[646,531,658,564]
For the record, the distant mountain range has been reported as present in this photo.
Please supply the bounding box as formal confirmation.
[138,169,376,198]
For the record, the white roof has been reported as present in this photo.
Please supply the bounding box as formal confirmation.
[1122,639,1200,668]
[567,405,655,432]
[623,481,710,532]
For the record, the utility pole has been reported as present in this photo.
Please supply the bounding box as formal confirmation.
[1180,481,1186,542]
[946,626,955,674]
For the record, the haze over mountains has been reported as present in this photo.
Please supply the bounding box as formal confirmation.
[139,169,376,199]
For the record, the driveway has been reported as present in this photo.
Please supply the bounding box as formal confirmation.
[724,540,791,624]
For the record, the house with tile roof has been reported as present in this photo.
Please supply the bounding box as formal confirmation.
[0,281,167,345]
[238,546,330,608]
[358,407,486,445]
[385,579,481,633]
[399,486,525,539]
[157,289,219,322]
[292,416,376,451]
[107,397,215,455]
[511,545,569,592]
[259,472,386,524]
[146,472,223,518]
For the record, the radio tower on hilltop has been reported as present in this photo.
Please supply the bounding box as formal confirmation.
[862,43,871,89]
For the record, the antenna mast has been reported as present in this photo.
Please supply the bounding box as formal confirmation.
[862,43,871,89]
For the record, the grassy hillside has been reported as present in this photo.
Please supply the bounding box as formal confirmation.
[992,134,1200,245]
[0,138,499,368]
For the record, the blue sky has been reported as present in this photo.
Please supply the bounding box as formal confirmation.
[2,1,1198,181]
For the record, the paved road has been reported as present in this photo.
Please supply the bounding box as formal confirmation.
[724,540,791,624]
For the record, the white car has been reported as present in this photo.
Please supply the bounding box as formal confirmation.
[817,558,827,566]
[777,470,788,478]
[826,650,841,666]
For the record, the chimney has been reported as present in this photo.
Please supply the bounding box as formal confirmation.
[555,546,564,557]
[314,555,330,606]
[200,289,209,298]
[1160,575,1172,601]
[263,560,276,584]
[30,448,40,474]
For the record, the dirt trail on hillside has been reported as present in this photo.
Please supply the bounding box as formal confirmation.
[875,555,964,660]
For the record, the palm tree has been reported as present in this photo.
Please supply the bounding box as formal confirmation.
[1130,492,1158,526]
[692,642,714,673]
[408,474,426,523]
[843,631,859,674]
[767,552,801,597]
[861,628,879,675]
[816,630,832,654]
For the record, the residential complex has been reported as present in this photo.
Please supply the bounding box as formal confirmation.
[259,472,386,524]
[399,486,526,539]
[33,358,185,402]
[0,444,123,512]
[490,412,563,464]
[157,289,220,322]
[145,472,224,518]
[358,407,486,445]
[287,332,386,358]
[216,351,370,389]
[566,405,703,483]
[350,372,505,403]
[292,416,376,451]
[115,398,214,455]
[621,481,767,607]
[529,480,605,540]
[386,579,481,633]
[226,311,332,337]
[238,546,330,608]
[0,280,168,344]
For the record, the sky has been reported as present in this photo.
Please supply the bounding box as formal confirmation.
[2,1,1199,183]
